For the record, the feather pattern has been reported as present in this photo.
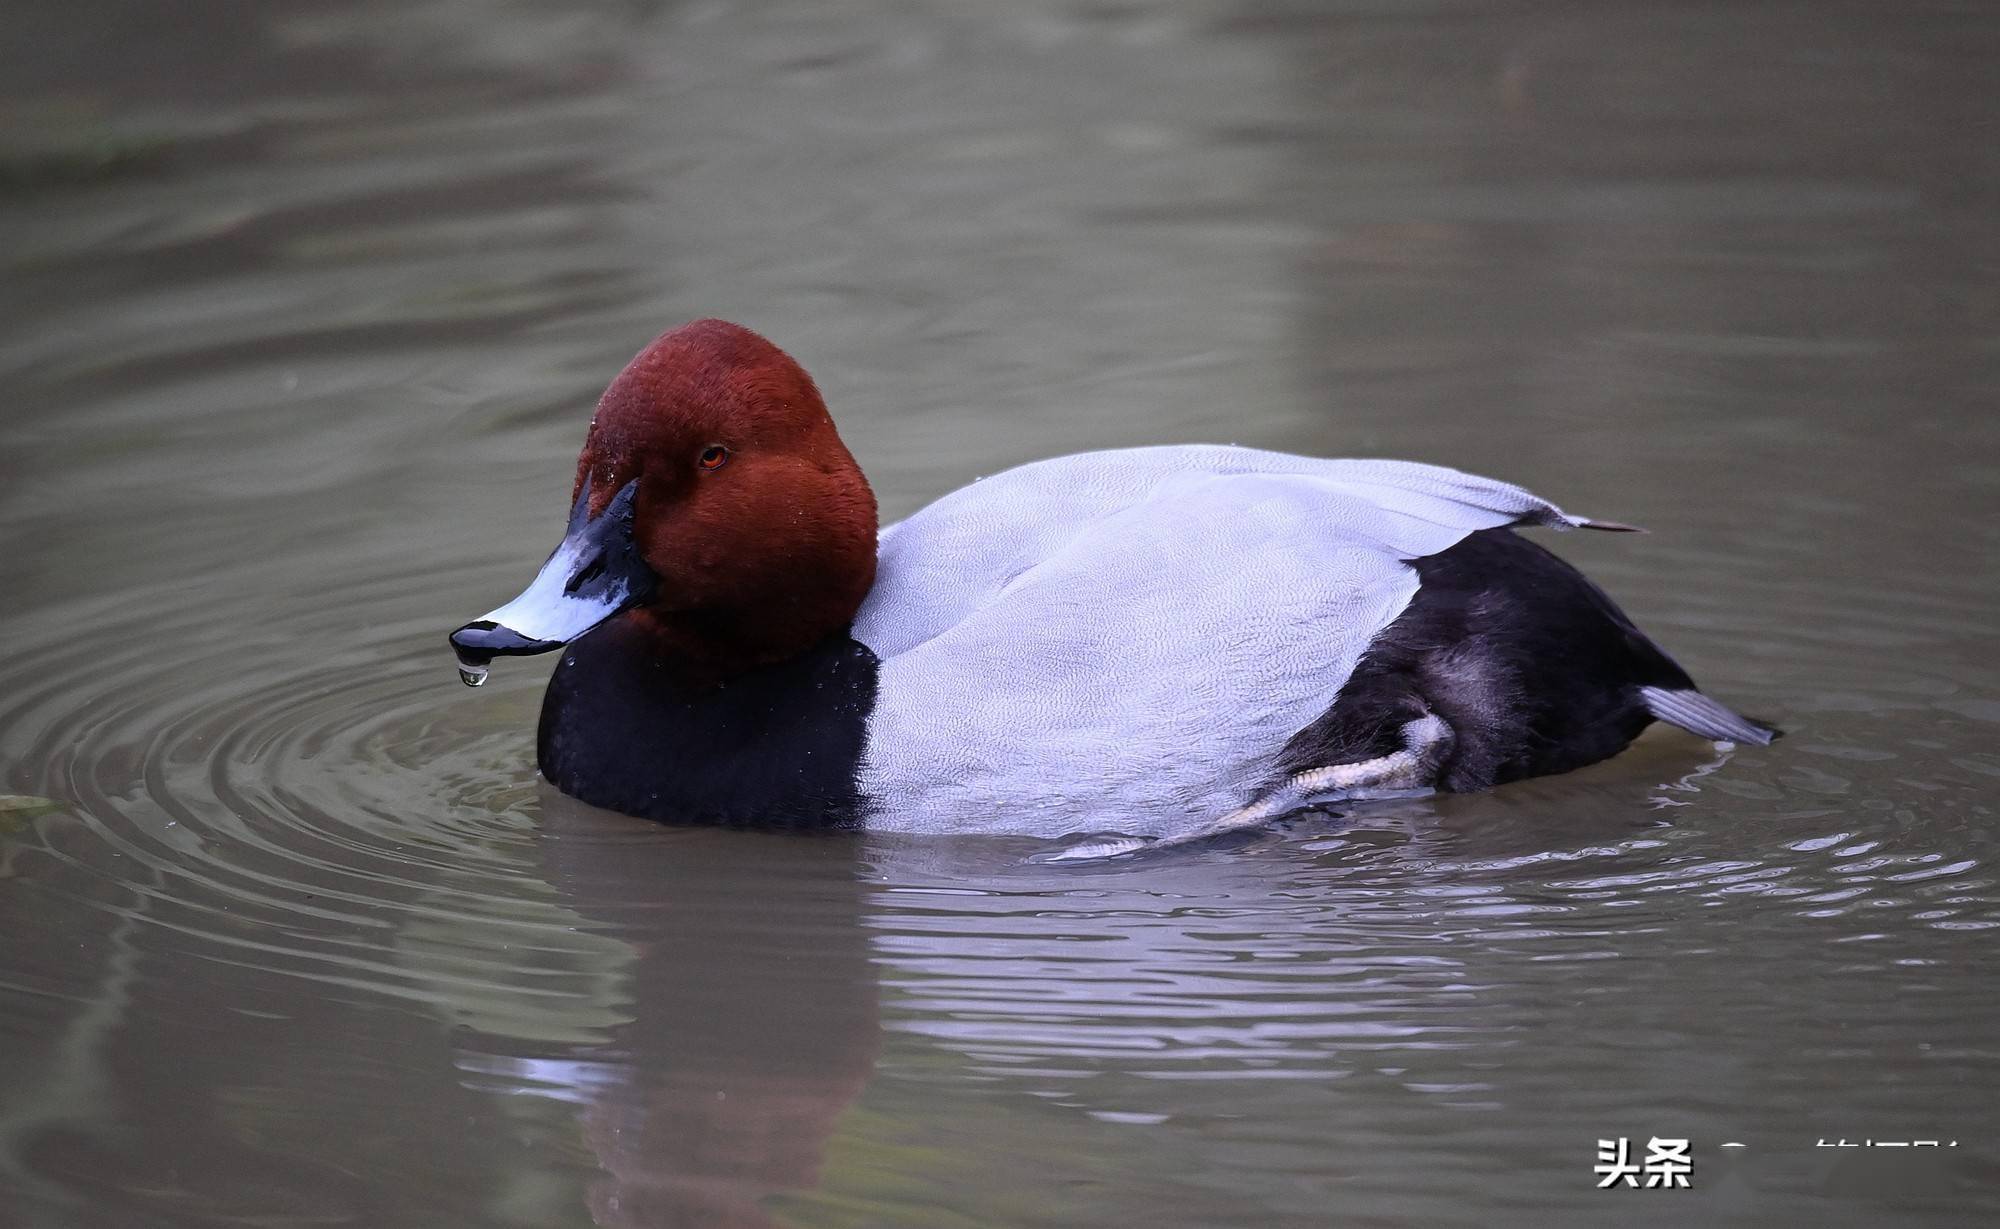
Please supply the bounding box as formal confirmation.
[852,446,1602,836]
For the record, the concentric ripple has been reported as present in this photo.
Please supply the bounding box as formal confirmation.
[0,556,648,1042]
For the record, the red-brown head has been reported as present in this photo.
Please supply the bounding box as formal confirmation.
[450,320,877,681]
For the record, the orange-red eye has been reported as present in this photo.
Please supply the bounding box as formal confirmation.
[697,444,730,471]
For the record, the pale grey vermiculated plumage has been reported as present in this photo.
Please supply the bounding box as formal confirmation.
[851,445,1608,837]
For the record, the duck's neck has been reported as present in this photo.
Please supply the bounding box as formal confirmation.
[624,604,853,685]
[536,611,880,827]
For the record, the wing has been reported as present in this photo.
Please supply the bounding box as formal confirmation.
[859,445,1610,658]
[852,446,1609,836]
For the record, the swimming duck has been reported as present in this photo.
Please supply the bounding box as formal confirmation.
[450,319,1775,838]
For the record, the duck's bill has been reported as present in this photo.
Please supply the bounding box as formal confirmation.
[448,478,655,687]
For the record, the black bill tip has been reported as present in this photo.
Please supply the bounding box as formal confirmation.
[448,620,563,687]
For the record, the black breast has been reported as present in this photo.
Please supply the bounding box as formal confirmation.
[1278,527,1697,791]
[537,616,880,827]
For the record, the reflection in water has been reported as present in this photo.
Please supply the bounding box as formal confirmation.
[2,0,1999,1225]
[467,802,877,1229]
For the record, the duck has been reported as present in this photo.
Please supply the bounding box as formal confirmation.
[449,319,1776,839]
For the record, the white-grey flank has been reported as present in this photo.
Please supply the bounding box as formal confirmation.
[477,538,632,646]
[851,445,1609,838]
[1046,713,1454,860]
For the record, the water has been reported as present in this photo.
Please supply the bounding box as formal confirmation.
[2,2,1997,1225]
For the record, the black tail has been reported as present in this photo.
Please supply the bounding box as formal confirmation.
[1279,528,1774,792]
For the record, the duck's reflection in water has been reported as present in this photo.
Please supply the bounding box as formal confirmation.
[517,795,879,1229]
[504,776,1817,1227]
[500,794,1567,1227]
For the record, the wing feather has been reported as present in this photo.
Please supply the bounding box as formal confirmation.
[852,446,1607,835]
